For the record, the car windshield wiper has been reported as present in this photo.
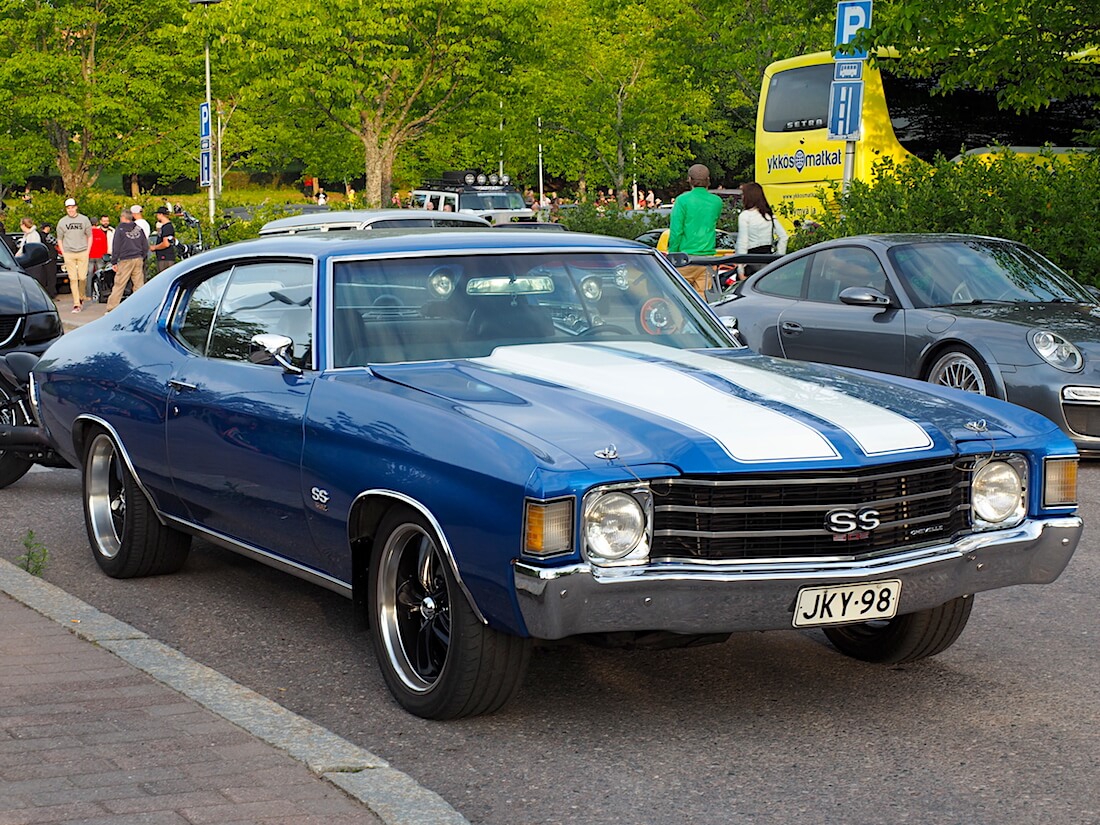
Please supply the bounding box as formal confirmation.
[939,299,1016,307]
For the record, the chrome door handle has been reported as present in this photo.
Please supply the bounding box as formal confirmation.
[168,379,197,392]
[780,322,803,335]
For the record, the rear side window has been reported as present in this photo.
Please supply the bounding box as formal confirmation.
[755,256,809,298]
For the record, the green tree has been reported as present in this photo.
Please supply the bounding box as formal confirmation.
[221,0,536,207]
[0,0,195,194]
[859,0,1100,112]
[524,0,710,204]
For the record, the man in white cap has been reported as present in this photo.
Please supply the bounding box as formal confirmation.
[130,204,151,239]
[57,197,92,312]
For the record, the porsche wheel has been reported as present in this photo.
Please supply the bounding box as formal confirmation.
[0,382,33,489]
[369,507,530,719]
[823,596,973,664]
[83,429,190,578]
[926,348,993,396]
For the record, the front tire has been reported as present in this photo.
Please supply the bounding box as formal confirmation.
[368,507,530,719]
[823,595,974,664]
[0,382,33,489]
[925,348,994,396]
[83,429,190,578]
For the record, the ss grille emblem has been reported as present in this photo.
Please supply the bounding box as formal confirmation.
[825,507,881,534]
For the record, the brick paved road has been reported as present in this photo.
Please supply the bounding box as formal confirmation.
[0,593,381,825]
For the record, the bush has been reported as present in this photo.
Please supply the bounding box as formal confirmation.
[790,150,1100,284]
[558,202,666,239]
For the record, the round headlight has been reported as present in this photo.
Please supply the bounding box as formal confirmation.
[972,460,1023,523]
[1031,330,1082,372]
[581,277,603,301]
[476,174,488,185]
[488,173,500,185]
[464,173,476,185]
[585,492,645,560]
[501,174,510,184]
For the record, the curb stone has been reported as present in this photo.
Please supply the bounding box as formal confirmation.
[0,556,470,825]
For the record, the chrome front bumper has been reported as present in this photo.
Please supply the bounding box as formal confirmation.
[513,517,1082,639]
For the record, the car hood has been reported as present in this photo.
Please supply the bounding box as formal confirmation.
[0,271,50,313]
[942,302,1100,345]
[369,342,1056,473]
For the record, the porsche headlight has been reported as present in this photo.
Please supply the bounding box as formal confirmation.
[971,457,1027,529]
[583,487,652,564]
[1030,330,1082,372]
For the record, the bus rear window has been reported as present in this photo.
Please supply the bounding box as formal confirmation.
[880,61,1098,161]
[762,63,832,133]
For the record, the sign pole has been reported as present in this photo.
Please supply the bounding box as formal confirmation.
[190,0,222,225]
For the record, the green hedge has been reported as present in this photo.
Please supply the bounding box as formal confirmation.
[786,151,1100,284]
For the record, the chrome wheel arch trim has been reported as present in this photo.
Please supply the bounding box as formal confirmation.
[73,415,168,527]
[347,488,487,625]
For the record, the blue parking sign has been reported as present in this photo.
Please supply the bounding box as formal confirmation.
[827,81,864,141]
[834,0,872,59]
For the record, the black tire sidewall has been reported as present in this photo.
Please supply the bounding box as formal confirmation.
[367,507,481,719]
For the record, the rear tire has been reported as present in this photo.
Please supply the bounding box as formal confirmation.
[368,506,530,719]
[83,429,190,578]
[823,595,974,664]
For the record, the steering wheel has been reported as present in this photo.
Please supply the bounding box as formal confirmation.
[951,282,974,303]
[576,324,631,339]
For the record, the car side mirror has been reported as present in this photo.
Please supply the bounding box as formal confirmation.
[15,242,49,269]
[249,333,303,375]
[666,252,690,268]
[838,286,893,308]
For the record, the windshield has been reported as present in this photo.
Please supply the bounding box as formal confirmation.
[889,240,1095,308]
[0,239,18,271]
[459,191,527,211]
[331,251,736,366]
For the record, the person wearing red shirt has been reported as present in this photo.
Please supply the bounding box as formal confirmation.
[89,215,111,280]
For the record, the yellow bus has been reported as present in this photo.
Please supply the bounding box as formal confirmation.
[756,51,1097,226]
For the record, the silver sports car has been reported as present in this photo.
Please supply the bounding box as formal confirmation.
[713,234,1100,452]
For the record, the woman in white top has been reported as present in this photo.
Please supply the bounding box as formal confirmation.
[734,182,786,279]
[16,217,41,254]
[736,181,788,258]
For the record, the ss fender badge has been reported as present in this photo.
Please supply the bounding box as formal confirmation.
[310,486,330,512]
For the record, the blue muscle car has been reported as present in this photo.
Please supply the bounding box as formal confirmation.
[10,229,1083,718]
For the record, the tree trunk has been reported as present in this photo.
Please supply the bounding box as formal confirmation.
[362,138,387,208]
[129,174,140,198]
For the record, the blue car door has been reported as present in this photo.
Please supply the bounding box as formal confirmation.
[163,259,322,570]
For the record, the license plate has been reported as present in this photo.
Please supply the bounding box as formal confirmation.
[792,580,902,628]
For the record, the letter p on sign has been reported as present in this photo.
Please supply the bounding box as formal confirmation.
[834,0,872,59]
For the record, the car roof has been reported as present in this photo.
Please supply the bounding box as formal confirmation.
[259,209,491,234]
[195,228,649,264]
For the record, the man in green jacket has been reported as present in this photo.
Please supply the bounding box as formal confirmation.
[667,164,722,297]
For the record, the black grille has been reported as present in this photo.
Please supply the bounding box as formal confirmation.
[1064,404,1100,438]
[0,316,20,347]
[651,458,971,561]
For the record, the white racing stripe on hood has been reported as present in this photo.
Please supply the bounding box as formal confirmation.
[604,343,933,456]
[474,345,840,463]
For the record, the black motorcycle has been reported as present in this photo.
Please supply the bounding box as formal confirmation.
[0,353,69,488]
